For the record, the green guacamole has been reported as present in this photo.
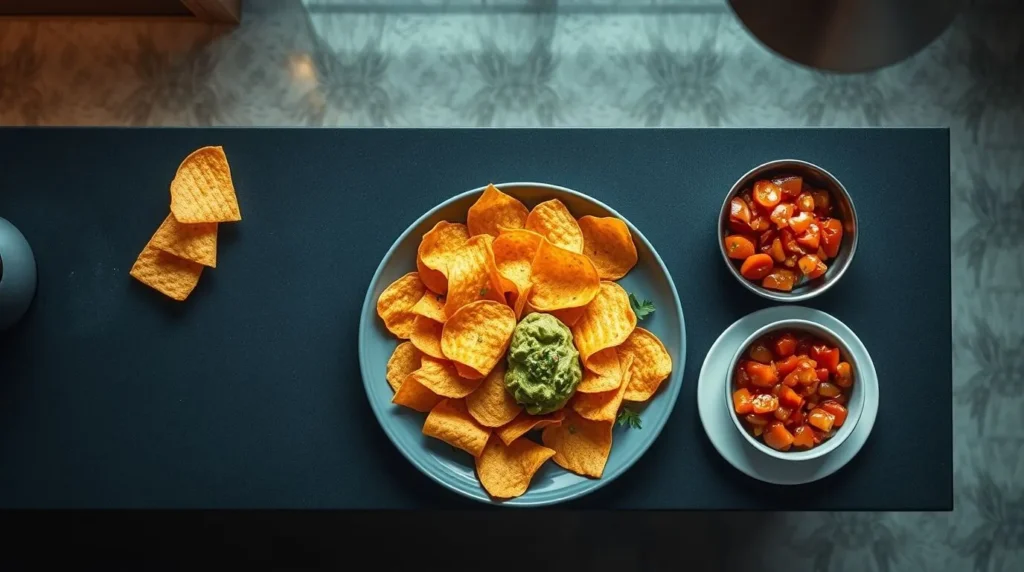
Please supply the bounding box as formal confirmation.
[504,313,582,415]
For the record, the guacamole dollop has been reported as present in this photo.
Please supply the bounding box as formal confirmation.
[504,313,582,415]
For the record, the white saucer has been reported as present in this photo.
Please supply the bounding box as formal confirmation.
[697,306,879,485]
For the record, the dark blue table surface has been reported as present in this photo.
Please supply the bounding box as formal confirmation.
[0,128,951,509]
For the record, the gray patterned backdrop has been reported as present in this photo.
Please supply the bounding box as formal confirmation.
[1,0,1022,569]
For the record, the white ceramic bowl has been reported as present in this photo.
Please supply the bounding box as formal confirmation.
[725,318,864,461]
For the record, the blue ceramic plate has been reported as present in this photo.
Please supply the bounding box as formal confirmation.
[358,183,686,506]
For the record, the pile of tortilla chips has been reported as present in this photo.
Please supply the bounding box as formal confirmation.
[130,146,242,301]
[378,184,672,500]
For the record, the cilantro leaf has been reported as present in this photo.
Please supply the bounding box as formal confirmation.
[629,293,655,320]
[616,408,642,430]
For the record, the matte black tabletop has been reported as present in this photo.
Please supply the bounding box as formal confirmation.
[0,128,951,509]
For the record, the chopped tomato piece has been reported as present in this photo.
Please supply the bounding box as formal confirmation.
[798,254,819,276]
[734,366,751,388]
[774,406,793,421]
[763,421,795,451]
[784,362,818,387]
[762,268,797,291]
[810,259,827,278]
[797,254,827,278]
[804,392,819,408]
[797,356,818,369]
[730,197,751,224]
[810,344,840,373]
[775,355,801,377]
[753,180,782,210]
[745,413,769,426]
[796,223,821,251]
[779,228,806,255]
[820,218,843,258]
[773,333,797,358]
[727,218,753,234]
[770,203,795,229]
[748,340,774,363]
[740,253,774,280]
[751,393,779,415]
[773,176,803,198]
[792,425,814,448]
[816,246,829,261]
[819,400,848,427]
[807,408,835,432]
[811,428,824,444]
[835,361,853,388]
[811,189,831,213]
[817,382,841,398]
[732,388,754,415]
[777,384,804,409]
[815,367,830,382]
[724,235,756,259]
[749,214,771,232]
[769,238,786,263]
[745,361,778,387]
[788,211,814,234]
[787,407,805,427]
[796,192,815,212]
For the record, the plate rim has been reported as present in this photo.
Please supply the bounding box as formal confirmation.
[358,181,687,506]
[696,305,879,485]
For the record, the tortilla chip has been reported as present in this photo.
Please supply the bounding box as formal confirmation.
[527,239,601,312]
[148,213,218,268]
[476,435,555,499]
[577,215,638,280]
[619,327,673,402]
[169,146,241,223]
[444,235,507,318]
[392,377,442,412]
[570,355,634,422]
[417,221,470,294]
[492,229,543,298]
[496,410,565,446]
[571,281,637,366]
[385,342,422,392]
[409,315,445,359]
[441,300,516,379]
[411,291,447,323]
[548,305,586,327]
[576,348,622,393]
[512,283,533,321]
[467,184,529,238]
[130,244,204,301]
[525,199,584,253]
[407,355,483,398]
[454,361,481,379]
[466,361,522,427]
[376,272,427,339]
[541,409,613,478]
[422,399,491,457]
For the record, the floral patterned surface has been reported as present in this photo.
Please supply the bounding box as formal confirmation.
[1,0,1022,569]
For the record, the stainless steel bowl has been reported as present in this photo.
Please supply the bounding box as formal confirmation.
[719,159,858,303]
[726,318,864,462]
